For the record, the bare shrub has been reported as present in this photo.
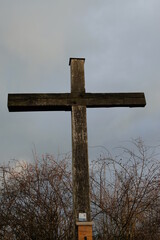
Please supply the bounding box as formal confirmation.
[0,140,160,240]
[90,140,160,240]
[0,154,73,240]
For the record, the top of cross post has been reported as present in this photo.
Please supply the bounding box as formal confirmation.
[69,58,85,65]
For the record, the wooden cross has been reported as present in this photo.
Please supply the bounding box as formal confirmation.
[8,58,146,240]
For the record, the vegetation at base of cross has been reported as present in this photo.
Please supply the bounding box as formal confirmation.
[90,140,160,240]
[0,154,73,240]
[0,140,160,240]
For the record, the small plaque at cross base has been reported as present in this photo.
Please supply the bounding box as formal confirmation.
[79,213,87,222]
[76,221,93,240]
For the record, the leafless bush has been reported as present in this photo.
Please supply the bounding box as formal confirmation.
[0,154,73,240]
[0,140,160,240]
[90,139,160,240]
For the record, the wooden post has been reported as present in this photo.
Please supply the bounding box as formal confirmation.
[70,58,91,239]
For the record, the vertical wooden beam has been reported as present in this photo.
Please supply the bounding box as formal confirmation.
[69,58,85,93]
[70,58,91,239]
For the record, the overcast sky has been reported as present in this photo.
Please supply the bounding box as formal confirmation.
[0,0,160,164]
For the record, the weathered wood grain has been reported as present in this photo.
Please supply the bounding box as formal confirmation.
[70,58,91,240]
[8,92,146,111]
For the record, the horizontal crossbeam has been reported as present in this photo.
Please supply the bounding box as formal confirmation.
[8,93,146,112]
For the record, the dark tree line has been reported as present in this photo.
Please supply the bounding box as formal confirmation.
[0,140,160,239]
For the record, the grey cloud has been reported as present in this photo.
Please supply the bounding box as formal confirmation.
[0,0,159,163]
